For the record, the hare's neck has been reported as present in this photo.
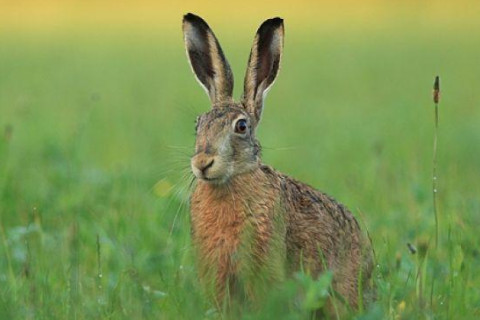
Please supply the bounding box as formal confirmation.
[190,167,280,229]
[190,167,281,231]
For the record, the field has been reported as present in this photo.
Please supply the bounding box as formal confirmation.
[1,1,480,319]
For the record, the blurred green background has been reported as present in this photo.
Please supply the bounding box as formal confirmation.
[1,0,479,318]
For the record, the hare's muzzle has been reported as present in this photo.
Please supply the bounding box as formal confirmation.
[191,153,218,181]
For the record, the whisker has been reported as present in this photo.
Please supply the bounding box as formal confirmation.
[167,173,195,240]
[165,145,192,150]
[262,145,300,151]
[172,98,202,118]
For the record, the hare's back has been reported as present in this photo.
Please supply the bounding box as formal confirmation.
[270,172,365,265]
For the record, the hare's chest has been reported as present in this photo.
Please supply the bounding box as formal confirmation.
[189,179,286,300]
[190,195,247,262]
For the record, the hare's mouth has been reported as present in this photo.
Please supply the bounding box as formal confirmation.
[201,175,227,184]
[203,177,217,182]
[197,173,230,185]
[192,168,225,183]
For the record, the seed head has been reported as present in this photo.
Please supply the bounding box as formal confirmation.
[433,76,440,104]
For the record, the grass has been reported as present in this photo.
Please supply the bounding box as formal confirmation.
[1,23,480,319]
[432,75,440,249]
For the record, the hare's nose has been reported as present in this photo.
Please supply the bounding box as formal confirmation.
[192,155,215,175]
[199,159,214,174]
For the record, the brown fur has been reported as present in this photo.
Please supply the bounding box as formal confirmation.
[191,167,284,303]
[182,13,374,312]
[191,165,373,309]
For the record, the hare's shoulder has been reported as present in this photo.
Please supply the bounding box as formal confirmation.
[259,164,360,231]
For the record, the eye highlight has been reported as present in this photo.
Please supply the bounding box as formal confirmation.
[234,119,248,134]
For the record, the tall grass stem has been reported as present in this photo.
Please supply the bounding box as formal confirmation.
[432,76,440,248]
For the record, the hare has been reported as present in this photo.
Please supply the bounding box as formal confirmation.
[182,13,373,312]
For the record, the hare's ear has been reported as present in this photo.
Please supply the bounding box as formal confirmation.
[183,13,234,105]
[242,17,284,124]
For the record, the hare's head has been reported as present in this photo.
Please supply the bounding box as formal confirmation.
[183,13,284,184]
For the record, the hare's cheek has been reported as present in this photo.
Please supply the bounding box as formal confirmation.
[216,136,232,155]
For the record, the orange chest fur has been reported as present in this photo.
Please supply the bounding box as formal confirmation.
[189,173,283,286]
[190,187,247,264]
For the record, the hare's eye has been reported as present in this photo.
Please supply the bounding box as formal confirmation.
[234,119,248,134]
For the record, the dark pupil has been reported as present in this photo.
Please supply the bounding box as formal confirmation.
[236,119,247,133]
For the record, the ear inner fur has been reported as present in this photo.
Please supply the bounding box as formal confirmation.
[183,13,234,105]
[243,17,284,124]
[207,32,234,104]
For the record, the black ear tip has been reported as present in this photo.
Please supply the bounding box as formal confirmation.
[183,13,202,23]
[270,17,284,25]
[183,13,197,22]
[258,17,284,33]
[183,13,210,29]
